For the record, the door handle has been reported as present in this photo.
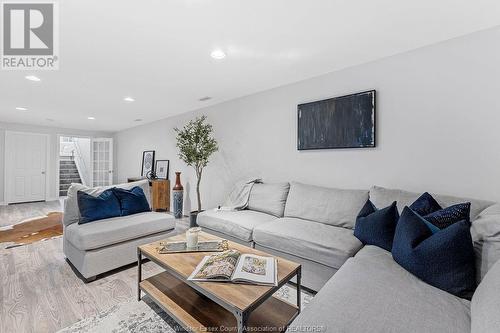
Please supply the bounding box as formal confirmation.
[41,171,46,175]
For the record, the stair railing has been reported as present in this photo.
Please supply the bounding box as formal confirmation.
[72,141,90,186]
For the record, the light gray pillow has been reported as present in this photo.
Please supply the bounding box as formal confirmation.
[284,182,368,229]
[63,180,151,226]
[247,182,290,217]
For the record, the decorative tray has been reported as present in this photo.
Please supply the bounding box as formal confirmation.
[156,240,229,254]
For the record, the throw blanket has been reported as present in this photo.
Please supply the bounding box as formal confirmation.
[217,178,262,211]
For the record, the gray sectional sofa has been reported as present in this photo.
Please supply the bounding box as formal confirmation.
[198,182,369,290]
[198,181,500,332]
[63,180,177,281]
[290,245,500,333]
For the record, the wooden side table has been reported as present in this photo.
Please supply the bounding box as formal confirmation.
[151,179,170,212]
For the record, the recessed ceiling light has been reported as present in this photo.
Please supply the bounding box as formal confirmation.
[210,49,226,60]
[87,116,95,120]
[134,118,143,122]
[25,75,41,82]
[199,96,212,101]
[124,97,135,102]
[15,107,28,111]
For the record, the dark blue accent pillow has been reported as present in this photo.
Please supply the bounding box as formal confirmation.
[410,192,471,230]
[392,207,476,298]
[424,202,471,229]
[77,189,121,224]
[410,192,442,216]
[354,200,400,252]
[112,186,150,216]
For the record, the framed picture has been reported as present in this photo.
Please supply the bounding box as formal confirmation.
[141,150,155,177]
[298,90,376,150]
[155,160,170,180]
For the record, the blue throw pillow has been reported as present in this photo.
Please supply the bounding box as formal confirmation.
[424,202,471,229]
[112,186,150,216]
[410,192,471,230]
[77,189,121,224]
[354,200,399,252]
[410,192,442,216]
[392,207,476,298]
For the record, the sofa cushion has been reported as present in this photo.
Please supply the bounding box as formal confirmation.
[247,182,290,217]
[284,182,369,229]
[471,203,500,282]
[370,185,493,220]
[65,212,174,250]
[253,217,362,269]
[471,259,500,333]
[112,186,151,216]
[196,209,277,242]
[288,245,471,333]
[354,200,399,251]
[63,180,151,226]
[392,207,476,299]
[77,189,121,224]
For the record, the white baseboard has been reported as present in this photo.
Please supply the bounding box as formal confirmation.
[0,202,6,206]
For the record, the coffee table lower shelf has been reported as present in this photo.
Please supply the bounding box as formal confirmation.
[139,271,299,333]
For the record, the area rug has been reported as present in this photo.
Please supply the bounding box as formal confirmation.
[0,212,63,249]
[57,284,313,333]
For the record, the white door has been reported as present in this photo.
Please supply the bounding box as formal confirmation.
[91,138,113,187]
[5,132,48,203]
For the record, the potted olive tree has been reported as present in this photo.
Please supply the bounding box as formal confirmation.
[175,115,218,227]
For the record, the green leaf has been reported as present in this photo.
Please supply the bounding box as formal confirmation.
[174,115,219,211]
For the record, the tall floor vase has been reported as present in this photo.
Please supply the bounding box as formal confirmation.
[172,172,184,219]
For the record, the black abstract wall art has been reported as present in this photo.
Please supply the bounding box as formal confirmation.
[297,90,376,150]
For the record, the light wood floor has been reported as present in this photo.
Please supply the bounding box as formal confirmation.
[0,201,188,333]
[0,200,64,227]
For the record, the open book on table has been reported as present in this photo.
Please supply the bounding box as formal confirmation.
[188,250,277,286]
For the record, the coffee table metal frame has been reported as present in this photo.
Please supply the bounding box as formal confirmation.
[137,247,302,333]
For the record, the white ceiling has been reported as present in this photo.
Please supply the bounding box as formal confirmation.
[1,0,500,132]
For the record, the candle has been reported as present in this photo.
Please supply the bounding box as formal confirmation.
[186,227,201,249]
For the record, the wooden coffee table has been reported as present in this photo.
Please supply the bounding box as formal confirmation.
[137,232,302,333]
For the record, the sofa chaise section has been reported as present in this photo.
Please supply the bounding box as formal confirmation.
[288,245,473,333]
[253,217,362,290]
[65,212,174,251]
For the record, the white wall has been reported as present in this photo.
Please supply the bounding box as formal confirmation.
[114,26,500,212]
[73,137,92,186]
[0,122,112,203]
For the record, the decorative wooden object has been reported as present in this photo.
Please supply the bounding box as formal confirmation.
[151,179,170,212]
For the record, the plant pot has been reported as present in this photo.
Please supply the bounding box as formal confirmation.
[189,210,203,228]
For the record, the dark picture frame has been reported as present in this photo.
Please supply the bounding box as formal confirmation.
[141,150,155,177]
[155,160,170,180]
[297,90,376,150]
